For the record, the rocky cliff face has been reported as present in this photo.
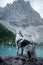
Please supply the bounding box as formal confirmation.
[0,0,43,27]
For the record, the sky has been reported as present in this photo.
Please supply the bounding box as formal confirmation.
[0,0,43,18]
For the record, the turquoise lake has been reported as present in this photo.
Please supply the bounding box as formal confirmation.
[0,46,43,57]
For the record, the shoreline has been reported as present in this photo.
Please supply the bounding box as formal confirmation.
[0,45,43,47]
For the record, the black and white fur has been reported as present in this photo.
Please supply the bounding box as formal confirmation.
[26,44,37,59]
[15,32,33,55]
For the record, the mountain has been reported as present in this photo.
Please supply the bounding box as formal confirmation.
[0,0,43,42]
[0,0,43,26]
[0,23,16,43]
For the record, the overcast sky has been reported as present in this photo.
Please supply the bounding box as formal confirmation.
[0,0,43,18]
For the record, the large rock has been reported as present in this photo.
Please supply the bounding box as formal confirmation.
[0,55,43,65]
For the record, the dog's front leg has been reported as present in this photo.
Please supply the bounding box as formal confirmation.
[21,47,23,55]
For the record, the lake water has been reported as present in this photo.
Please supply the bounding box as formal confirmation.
[0,46,43,57]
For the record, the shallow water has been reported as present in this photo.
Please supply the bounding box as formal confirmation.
[0,46,43,57]
[36,46,43,57]
[0,46,16,56]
